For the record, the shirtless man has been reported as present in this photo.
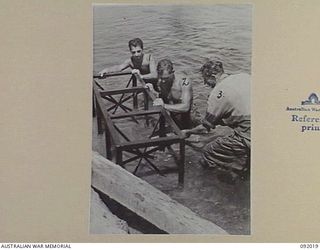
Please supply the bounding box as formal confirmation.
[98,38,157,83]
[145,59,193,129]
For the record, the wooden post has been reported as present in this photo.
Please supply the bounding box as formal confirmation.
[132,75,138,109]
[96,99,103,135]
[105,127,112,160]
[159,114,166,150]
[116,146,123,166]
[144,90,149,126]
[179,140,185,186]
[92,89,96,117]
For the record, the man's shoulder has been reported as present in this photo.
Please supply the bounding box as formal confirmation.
[222,73,251,84]
[144,53,153,61]
[208,86,227,102]
[176,74,191,87]
[212,73,250,104]
[219,73,250,90]
[208,79,233,104]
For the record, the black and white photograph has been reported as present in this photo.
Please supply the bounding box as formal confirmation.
[91,4,252,235]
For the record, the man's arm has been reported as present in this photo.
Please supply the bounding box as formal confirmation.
[163,78,192,113]
[182,124,211,137]
[98,59,131,75]
[141,54,157,80]
[182,87,229,138]
[145,83,160,98]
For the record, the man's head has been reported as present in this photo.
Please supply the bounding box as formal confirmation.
[200,60,224,88]
[157,59,175,97]
[128,38,144,58]
[128,38,144,68]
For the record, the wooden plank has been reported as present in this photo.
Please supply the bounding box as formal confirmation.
[161,109,183,138]
[178,141,185,185]
[92,151,228,234]
[118,135,182,150]
[100,86,145,96]
[110,108,161,119]
[132,75,138,109]
[93,72,132,79]
[95,97,104,135]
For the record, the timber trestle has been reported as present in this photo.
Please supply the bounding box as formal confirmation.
[93,72,185,185]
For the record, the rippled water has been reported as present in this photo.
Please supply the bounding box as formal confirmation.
[94,5,251,111]
[94,5,251,79]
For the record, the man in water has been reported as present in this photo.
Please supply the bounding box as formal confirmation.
[143,59,193,129]
[98,38,157,83]
[182,60,251,178]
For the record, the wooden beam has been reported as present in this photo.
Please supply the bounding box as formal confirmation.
[93,72,132,79]
[110,108,161,119]
[118,135,182,150]
[100,86,145,96]
[92,151,228,234]
[161,109,184,138]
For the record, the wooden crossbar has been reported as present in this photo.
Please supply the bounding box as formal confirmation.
[93,72,132,79]
[100,86,145,96]
[117,136,181,150]
[110,108,161,119]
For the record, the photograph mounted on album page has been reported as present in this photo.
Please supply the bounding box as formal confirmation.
[0,0,320,243]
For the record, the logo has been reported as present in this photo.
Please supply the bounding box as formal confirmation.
[286,92,320,132]
[301,93,320,105]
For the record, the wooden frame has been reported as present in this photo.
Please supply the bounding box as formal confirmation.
[92,73,185,185]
